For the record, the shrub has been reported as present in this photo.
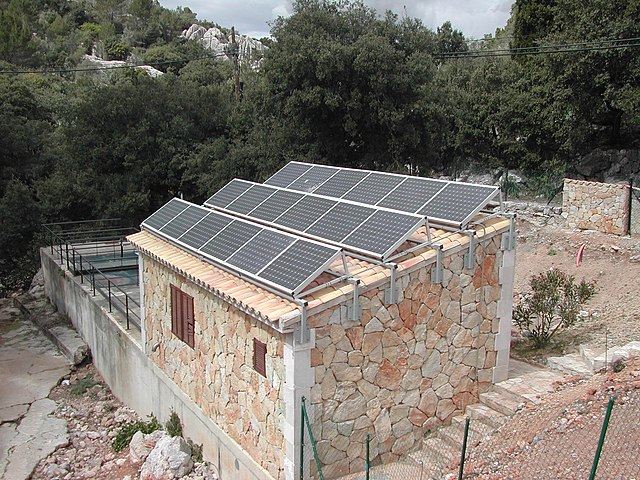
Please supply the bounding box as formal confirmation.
[514,268,596,348]
[111,414,161,453]
[165,410,182,437]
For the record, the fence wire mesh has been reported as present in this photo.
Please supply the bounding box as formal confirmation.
[318,387,639,480]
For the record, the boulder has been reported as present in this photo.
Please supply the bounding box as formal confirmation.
[139,435,193,479]
[130,430,166,464]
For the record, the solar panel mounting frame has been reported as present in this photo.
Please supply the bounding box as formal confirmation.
[141,198,344,299]
[264,161,501,229]
[204,179,427,261]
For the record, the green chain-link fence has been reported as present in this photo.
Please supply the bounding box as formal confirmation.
[300,397,325,480]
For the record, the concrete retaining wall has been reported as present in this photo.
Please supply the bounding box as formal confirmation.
[562,179,630,235]
[40,248,273,480]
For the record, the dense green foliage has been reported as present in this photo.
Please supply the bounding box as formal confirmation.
[514,268,596,348]
[0,0,638,293]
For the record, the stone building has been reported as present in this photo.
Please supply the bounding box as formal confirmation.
[128,163,515,479]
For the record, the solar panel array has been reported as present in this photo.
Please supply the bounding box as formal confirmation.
[264,162,500,228]
[205,180,425,260]
[142,198,341,296]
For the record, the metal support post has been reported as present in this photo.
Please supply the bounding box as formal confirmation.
[589,397,615,480]
[108,281,112,312]
[433,246,444,284]
[385,263,398,304]
[458,417,470,480]
[628,178,633,235]
[366,433,370,480]
[79,256,83,283]
[125,295,130,330]
[299,397,305,480]
[464,231,476,269]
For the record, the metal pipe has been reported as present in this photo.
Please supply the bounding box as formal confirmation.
[125,295,130,330]
[589,397,615,480]
[108,281,112,312]
[458,417,470,480]
[365,433,370,480]
[628,178,633,235]
[299,396,305,480]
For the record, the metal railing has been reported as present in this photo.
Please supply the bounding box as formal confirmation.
[42,220,141,331]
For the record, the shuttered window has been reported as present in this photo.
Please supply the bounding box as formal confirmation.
[170,285,195,348]
[253,338,267,377]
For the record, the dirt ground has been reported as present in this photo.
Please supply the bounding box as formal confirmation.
[512,212,640,362]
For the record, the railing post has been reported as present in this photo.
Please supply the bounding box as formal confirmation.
[79,256,83,283]
[300,396,305,480]
[458,417,470,480]
[108,281,112,312]
[92,272,96,296]
[59,240,63,264]
[589,397,615,480]
[65,243,69,269]
[366,433,370,480]
[628,178,634,235]
[125,295,130,330]
[72,249,76,272]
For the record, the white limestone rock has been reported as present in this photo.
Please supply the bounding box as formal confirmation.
[181,24,268,62]
[139,435,193,479]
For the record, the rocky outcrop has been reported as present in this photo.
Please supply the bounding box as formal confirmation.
[181,24,267,62]
[82,55,164,77]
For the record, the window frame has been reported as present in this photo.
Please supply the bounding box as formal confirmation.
[170,284,195,348]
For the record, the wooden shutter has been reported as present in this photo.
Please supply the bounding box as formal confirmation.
[253,338,267,377]
[170,284,195,349]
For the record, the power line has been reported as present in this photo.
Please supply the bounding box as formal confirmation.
[435,36,640,59]
[0,52,230,75]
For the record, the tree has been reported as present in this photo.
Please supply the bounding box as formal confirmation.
[260,0,444,171]
[514,269,596,348]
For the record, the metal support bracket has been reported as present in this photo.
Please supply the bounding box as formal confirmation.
[384,263,398,304]
[433,245,444,284]
[294,303,310,344]
[347,278,361,321]
[463,230,476,269]
[500,213,517,251]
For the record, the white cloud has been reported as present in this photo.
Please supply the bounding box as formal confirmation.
[159,0,513,39]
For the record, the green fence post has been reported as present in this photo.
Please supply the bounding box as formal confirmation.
[366,433,370,480]
[458,417,470,480]
[300,396,305,480]
[589,397,615,480]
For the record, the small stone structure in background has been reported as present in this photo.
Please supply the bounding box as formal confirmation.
[562,179,631,235]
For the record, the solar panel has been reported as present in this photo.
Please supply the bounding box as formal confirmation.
[342,173,405,204]
[143,198,188,230]
[249,189,304,222]
[142,198,342,297]
[258,241,338,292]
[200,220,262,261]
[305,202,373,242]
[264,162,313,188]
[275,195,338,232]
[418,183,497,225]
[377,177,445,213]
[287,165,338,192]
[266,162,501,228]
[313,169,369,197]
[227,230,295,274]
[205,180,252,208]
[343,210,423,255]
[160,206,209,239]
[179,212,233,250]
[226,185,275,214]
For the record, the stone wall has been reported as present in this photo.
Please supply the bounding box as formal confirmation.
[306,234,507,478]
[563,179,630,235]
[142,256,286,479]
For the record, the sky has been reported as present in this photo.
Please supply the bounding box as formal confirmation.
[160,0,515,40]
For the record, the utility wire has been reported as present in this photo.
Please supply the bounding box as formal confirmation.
[435,36,640,59]
[0,52,230,75]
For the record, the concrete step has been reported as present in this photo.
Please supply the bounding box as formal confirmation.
[493,368,565,404]
[479,391,523,416]
[458,403,509,429]
[579,344,604,372]
[547,353,592,377]
[410,436,457,475]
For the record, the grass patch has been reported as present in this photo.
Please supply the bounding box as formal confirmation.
[70,374,97,395]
